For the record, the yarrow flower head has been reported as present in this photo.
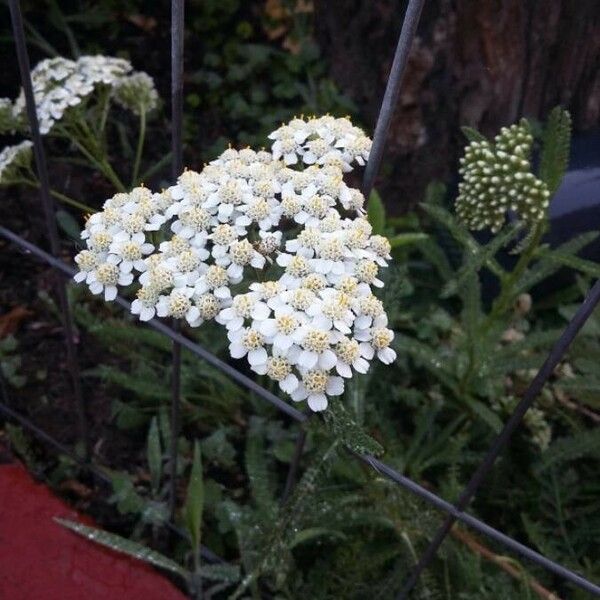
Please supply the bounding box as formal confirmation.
[0,141,33,185]
[73,116,396,413]
[455,120,550,233]
[11,55,158,135]
[112,72,159,115]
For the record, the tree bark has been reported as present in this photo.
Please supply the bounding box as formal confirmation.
[315,0,600,209]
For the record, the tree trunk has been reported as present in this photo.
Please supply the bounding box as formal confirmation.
[315,0,600,209]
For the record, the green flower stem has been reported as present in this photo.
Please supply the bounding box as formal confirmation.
[50,189,94,213]
[131,107,146,187]
[76,117,127,192]
[490,222,545,320]
[58,122,126,192]
[98,88,112,136]
[459,221,545,394]
[17,176,94,213]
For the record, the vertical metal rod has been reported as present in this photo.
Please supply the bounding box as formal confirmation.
[362,0,426,198]
[168,0,185,521]
[397,278,600,598]
[8,0,89,458]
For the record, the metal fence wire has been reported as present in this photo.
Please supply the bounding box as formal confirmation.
[1,0,600,597]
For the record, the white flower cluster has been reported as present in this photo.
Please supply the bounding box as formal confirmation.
[0,140,33,185]
[74,116,396,412]
[10,55,158,134]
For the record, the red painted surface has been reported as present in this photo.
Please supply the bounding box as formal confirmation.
[0,463,186,600]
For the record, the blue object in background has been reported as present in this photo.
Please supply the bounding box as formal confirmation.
[548,130,600,260]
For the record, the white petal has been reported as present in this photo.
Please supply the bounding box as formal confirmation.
[298,350,318,369]
[360,342,375,360]
[280,374,299,394]
[252,362,268,375]
[354,315,372,330]
[336,361,353,378]
[251,302,270,320]
[259,319,278,337]
[229,342,246,359]
[89,282,102,295]
[248,347,268,366]
[104,286,117,301]
[274,333,293,351]
[186,307,200,324]
[312,315,332,331]
[354,357,370,374]
[326,376,344,396]
[308,393,328,411]
[214,286,231,299]
[319,349,337,370]
[291,385,308,402]
[378,347,397,365]
[140,306,155,321]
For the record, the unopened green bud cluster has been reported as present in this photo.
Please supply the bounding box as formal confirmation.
[456,120,550,232]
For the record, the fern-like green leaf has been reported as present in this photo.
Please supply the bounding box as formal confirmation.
[55,518,187,578]
[442,223,521,298]
[539,107,572,194]
[420,203,505,278]
[537,430,600,473]
[461,126,488,144]
[323,397,384,456]
[515,231,598,295]
[245,420,276,513]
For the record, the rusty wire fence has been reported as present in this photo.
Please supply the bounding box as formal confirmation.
[1,0,600,597]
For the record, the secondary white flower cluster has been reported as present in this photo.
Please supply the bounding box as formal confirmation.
[74,116,396,412]
[0,140,33,185]
[10,55,158,134]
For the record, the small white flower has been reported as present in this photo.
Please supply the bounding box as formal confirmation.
[87,258,133,301]
[228,327,269,368]
[291,369,344,411]
[216,292,270,332]
[156,287,200,326]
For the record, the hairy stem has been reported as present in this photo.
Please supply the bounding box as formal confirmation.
[131,108,146,187]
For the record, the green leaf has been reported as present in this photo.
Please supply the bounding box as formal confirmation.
[543,250,600,278]
[420,203,504,278]
[55,518,187,578]
[423,181,447,206]
[108,472,145,515]
[146,417,162,495]
[199,563,241,583]
[537,430,600,473]
[367,189,386,235]
[442,223,521,297]
[322,397,384,456]
[289,527,347,548]
[389,232,429,248]
[515,232,599,294]
[539,107,571,194]
[461,126,488,144]
[245,420,276,512]
[463,397,503,433]
[184,441,204,554]
[56,209,81,241]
